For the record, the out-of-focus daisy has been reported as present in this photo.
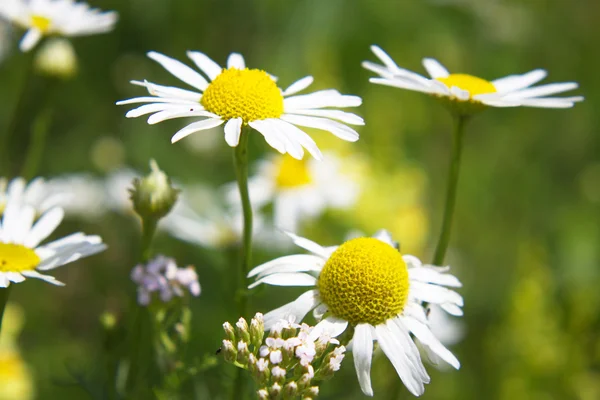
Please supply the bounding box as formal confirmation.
[131,255,200,306]
[117,51,364,159]
[0,0,117,52]
[33,37,77,79]
[363,45,583,113]
[0,188,106,287]
[0,177,68,216]
[230,152,359,232]
[248,230,462,396]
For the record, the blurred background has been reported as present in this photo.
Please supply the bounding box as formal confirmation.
[0,0,599,398]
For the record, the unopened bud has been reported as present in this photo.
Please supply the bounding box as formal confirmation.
[255,358,270,384]
[129,160,179,221]
[269,383,282,399]
[223,322,236,342]
[34,38,78,79]
[221,340,237,363]
[306,386,319,397]
[297,365,314,389]
[236,341,250,364]
[271,366,286,384]
[250,313,265,348]
[235,317,251,343]
[283,381,298,399]
[257,389,269,400]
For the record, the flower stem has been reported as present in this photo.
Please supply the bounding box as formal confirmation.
[21,107,53,180]
[432,115,469,265]
[232,126,253,400]
[140,217,158,263]
[0,286,12,334]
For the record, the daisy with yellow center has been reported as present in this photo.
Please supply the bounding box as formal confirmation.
[117,51,364,159]
[0,0,117,52]
[363,45,583,112]
[247,230,463,396]
[231,152,359,232]
[0,180,106,287]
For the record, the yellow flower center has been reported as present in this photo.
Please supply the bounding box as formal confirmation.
[275,155,312,188]
[30,15,52,33]
[200,68,284,123]
[0,243,40,273]
[436,73,496,98]
[317,237,409,326]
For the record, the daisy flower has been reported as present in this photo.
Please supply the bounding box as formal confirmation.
[363,45,583,114]
[0,0,117,52]
[117,51,364,159]
[1,177,69,216]
[0,190,106,287]
[230,152,360,232]
[247,230,463,396]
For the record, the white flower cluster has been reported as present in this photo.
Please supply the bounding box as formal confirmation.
[131,255,200,306]
[221,315,346,399]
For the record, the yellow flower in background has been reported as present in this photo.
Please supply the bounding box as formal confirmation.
[364,45,583,114]
[0,303,34,400]
[118,51,363,158]
[0,0,117,52]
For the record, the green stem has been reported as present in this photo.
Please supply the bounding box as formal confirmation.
[140,217,158,262]
[231,126,253,400]
[432,115,469,265]
[21,107,53,180]
[0,286,13,334]
[1,59,34,176]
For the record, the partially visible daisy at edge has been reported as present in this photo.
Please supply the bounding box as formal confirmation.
[0,185,106,287]
[1,177,70,216]
[363,45,583,112]
[0,0,117,52]
[228,152,360,232]
[247,230,463,396]
[117,51,364,159]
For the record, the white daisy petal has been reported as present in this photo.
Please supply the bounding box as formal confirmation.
[440,303,464,316]
[147,51,209,91]
[408,267,462,288]
[131,80,202,101]
[370,45,402,72]
[263,289,320,329]
[403,316,460,369]
[187,51,223,81]
[247,272,317,289]
[284,90,362,110]
[19,29,42,52]
[309,316,349,340]
[24,207,64,248]
[6,272,25,283]
[422,58,450,79]
[368,77,436,95]
[353,324,375,396]
[249,119,287,154]
[125,103,198,119]
[248,254,324,279]
[224,117,243,147]
[286,109,364,125]
[410,281,464,307]
[0,274,10,288]
[283,76,314,96]
[269,119,324,160]
[227,53,246,69]
[503,82,579,100]
[117,97,197,106]
[283,231,329,258]
[491,69,547,93]
[20,270,65,286]
[171,118,224,143]
[375,323,425,397]
[148,109,219,125]
[281,114,359,142]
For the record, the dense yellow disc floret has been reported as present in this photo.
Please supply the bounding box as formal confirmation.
[30,15,52,32]
[0,243,40,273]
[437,73,496,98]
[275,155,312,188]
[317,237,409,326]
[201,68,284,123]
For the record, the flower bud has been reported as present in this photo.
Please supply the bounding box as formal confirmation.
[269,383,282,399]
[271,366,286,384]
[250,313,265,348]
[306,386,319,397]
[34,38,78,79]
[255,358,270,384]
[235,317,251,343]
[236,341,250,364]
[223,321,236,342]
[257,389,269,400]
[221,340,237,364]
[283,382,298,399]
[129,159,179,221]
